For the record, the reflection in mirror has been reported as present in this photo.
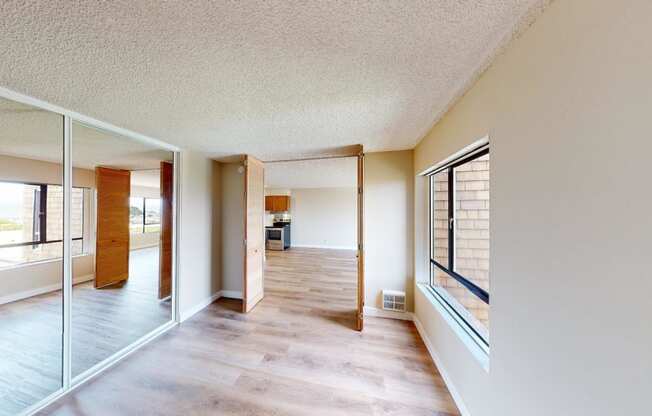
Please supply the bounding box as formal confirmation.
[71,121,173,378]
[0,97,64,415]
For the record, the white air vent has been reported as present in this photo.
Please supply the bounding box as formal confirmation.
[382,290,406,312]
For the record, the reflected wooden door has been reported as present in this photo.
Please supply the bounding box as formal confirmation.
[95,167,130,288]
[243,155,265,313]
[159,161,173,299]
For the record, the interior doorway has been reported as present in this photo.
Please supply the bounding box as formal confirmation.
[261,151,364,330]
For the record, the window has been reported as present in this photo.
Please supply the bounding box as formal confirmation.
[144,198,161,232]
[0,181,85,268]
[129,197,145,233]
[429,145,490,346]
[129,197,161,233]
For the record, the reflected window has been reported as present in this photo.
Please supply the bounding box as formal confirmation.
[129,197,144,233]
[144,198,161,233]
[0,181,86,268]
[129,197,161,233]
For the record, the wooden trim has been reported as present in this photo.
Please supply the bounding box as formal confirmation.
[158,161,173,299]
[263,144,362,163]
[243,155,265,313]
[243,159,248,313]
[356,149,365,331]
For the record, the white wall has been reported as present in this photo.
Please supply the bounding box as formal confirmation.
[290,187,356,250]
[177,151,221,319]
[364,150,414,312]
[219,162,244,297]
[413,1,652,415]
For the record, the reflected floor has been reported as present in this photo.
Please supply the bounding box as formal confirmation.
[0,247,170,416]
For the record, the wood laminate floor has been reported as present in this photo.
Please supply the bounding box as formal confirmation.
[0,247,170,416]
[39,247,460,416]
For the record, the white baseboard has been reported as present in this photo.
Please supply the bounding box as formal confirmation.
[291,244,357,250]
[364,306,414,321]
[220,290,243,300]
[0,273,95,305]
[412,313,471,416]
[179,291,222,322]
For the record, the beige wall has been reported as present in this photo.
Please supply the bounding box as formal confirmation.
[413,1,652,415]
[211,161,223,300]
[364,150,414,312]
[219,162,245,297]
[178,151,221,318]
[0,154,95,188]
[290,187,357,249]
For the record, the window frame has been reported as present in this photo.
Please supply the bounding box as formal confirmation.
[428,145,490,347]
[0,180,85,249]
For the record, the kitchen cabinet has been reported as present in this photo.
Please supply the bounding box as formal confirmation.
[265,195,290,212]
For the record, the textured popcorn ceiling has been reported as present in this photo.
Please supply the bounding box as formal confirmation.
[266,157,357,189]
[0,0,547,161]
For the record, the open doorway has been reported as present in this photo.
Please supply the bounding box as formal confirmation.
[263,156,361,330]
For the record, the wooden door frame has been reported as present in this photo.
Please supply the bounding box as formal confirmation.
[263,145,365,331]
[242,155,266,313]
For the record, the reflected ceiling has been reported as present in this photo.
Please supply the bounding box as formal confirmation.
[0,98,172,170]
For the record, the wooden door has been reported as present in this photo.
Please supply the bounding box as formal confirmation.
[159,161,173,299]
[243,155,265,313]
[95,167,130,288]
[356,151,365,331]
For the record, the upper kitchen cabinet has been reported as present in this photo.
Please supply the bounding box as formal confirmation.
[265,195,290,212]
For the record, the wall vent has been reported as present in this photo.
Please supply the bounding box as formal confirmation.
[382,290,406,312]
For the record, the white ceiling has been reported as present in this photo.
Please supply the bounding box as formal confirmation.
[0,1,547,161]
[131,170,160,189]
[265,157,357,189]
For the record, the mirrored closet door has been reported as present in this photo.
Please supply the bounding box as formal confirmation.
[0,97,64,415]
[0,93,177,416]
[70,122,174,379]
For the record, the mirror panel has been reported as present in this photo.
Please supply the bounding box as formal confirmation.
[71,121,173,378]
[0,97,64,415]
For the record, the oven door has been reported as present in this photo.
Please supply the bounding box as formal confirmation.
[266,228,284,250]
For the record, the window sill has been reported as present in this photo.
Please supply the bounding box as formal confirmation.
[417,283,490,372]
